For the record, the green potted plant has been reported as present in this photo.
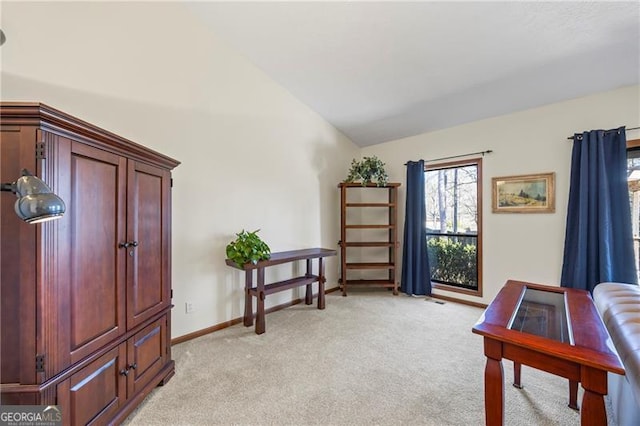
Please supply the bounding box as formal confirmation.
[345,155,389,187]
[226,229,271,267]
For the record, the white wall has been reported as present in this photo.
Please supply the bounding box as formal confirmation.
[363,85,640,305]
[0,1,359,338]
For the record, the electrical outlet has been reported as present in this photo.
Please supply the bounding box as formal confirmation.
[185,302,195,314]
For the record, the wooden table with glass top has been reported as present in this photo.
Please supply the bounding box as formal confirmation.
[472,280,624,426]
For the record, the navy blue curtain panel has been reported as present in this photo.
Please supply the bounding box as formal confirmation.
[561,127,638,293]
[401,160,431,296]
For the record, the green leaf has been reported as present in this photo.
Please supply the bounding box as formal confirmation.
[225,228,271,266]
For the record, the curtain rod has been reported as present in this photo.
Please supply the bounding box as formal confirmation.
[404,150,493,165]
[567,126,640,140]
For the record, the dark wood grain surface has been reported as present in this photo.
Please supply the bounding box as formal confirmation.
[473,280,623,373]
[473,280,623,426]
[225,248,336,270]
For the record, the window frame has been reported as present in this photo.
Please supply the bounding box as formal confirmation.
[626,138,640,283]
[425,157,483,297]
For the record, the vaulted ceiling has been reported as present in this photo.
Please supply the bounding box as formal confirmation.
[188,2,640,146]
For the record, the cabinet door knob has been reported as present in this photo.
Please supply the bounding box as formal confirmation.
[119,241,139,249]
[119,369,129,376]
[128,363,137,370]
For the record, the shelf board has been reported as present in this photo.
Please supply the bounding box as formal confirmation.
[345,262,395,270]
[345,224,395,229]
[345,203,396,207]
[341,242,395,247]
[247,275,318,296]
[342,279,396,285]
[338,182,401,188]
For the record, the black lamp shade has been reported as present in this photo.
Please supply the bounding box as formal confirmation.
[13,172,66,223]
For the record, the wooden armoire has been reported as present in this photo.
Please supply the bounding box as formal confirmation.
[0,103,180,425]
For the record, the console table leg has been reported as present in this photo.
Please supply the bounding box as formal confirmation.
[569,380,579,410]
[484,339,504,426]
[580,367,607,425]
[581,390,606,425]
[318,257,325,310]
[513,362,522,389]
[244,270,254,327]
[256,267,266,335]
[305,259,313,305]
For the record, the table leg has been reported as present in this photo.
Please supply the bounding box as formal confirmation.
[569,380,579,410]
[513,362,523,389]
[305,259,313,305]
[580,366,607,425]
[256,267,266,335]
[484,338,504,426]
[244,270,253,327]
[514,362,578,411]
[318,257,325,310]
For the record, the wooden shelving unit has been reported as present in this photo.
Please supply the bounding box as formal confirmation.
[338,182,400,296]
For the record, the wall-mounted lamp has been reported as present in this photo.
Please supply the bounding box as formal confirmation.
[1,169,66,224]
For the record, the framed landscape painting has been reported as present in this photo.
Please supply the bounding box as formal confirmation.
[492,172,555,213]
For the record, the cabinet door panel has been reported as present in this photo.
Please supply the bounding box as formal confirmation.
[0,125,37,384]
[127,316,167,395]
[68,143,127,364]
[59,344,126,426]
[127,161,170,328]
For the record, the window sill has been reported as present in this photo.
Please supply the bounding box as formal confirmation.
[432,282,482,298]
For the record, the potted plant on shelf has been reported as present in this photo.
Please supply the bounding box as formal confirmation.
[225,229,271,267]
[344,155,389,187]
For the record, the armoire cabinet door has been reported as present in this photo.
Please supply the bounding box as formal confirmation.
[127,316,168,396]
[67,142,127,365]
[0,125,37,385]
[126,161,171,328]
[57,344,127,426]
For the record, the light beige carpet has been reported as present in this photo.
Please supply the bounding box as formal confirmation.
[124,289,613,425]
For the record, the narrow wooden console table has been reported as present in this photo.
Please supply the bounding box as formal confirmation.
[225,248,337,334]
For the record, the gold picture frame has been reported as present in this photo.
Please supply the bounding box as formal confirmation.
[492,172,555,213]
